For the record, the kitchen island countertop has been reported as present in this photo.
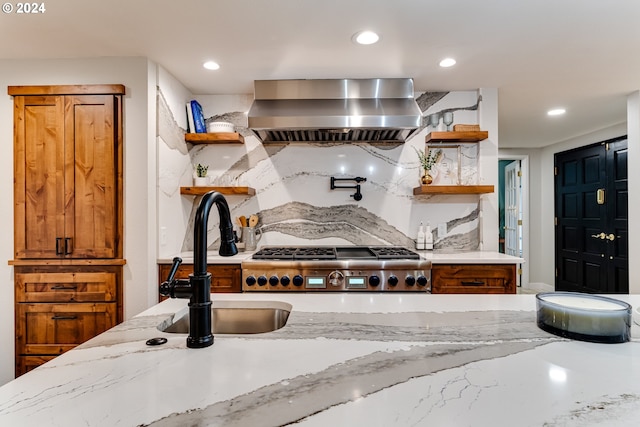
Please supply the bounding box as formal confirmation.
[1,293,637,426]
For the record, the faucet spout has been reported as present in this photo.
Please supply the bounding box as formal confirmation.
[188,191,238,348]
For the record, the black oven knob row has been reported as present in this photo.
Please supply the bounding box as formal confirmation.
[293,275,304,287]
[417,275,428,287]
[405,275,416,286]
[269,275,279,286]
[388,275,399,286]
[280,275,290,286]
[246,275,256,286]
[368,275,380,287]
[257,275,268,286]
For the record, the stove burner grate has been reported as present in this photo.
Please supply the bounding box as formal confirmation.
[369,246,421,260]
[252,246,420,260]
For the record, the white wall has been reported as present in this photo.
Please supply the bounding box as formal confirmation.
[0,57,158,384]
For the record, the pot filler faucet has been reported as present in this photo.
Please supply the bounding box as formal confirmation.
[160,191,238,348]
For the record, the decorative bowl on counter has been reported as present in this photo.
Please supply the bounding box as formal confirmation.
[536,292,631,343]
[207,121,235,133]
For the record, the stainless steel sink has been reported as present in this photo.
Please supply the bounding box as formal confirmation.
[160,300,292,334]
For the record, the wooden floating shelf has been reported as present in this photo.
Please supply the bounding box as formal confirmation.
[185,132,244,144]
[413,185,495,195]
[425,131,488,143]
[180,186,256,196]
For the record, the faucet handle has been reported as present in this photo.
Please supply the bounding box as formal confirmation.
[160,257,183,297]
[166,257,182,282]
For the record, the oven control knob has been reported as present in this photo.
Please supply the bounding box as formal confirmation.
[293,275,304,287]
[369,275,380,287]
[388,275,399,286]
[269,275,279,286]
[417,275,429,287]
[405,275,416,286]
[257,275,268,286]
[245,275,256,286]
[328,270,344,287]
[280,275,291,286]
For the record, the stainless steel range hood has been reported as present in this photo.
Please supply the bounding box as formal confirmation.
[248,78,422,143]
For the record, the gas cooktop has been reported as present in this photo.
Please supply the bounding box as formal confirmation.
[252,246,421,261]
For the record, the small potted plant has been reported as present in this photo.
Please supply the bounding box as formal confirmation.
[414,147,441,185]
[193,163,209,186]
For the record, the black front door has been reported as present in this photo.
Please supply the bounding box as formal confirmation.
[554,137,628,293]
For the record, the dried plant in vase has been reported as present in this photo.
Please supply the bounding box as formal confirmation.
[414,147,442,185]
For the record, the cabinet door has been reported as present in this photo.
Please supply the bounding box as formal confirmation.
[65,95,119,258]
[13,94,121,259]
[432,264,516,294]
[13,95,66,258]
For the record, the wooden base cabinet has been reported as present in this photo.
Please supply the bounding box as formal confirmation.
[431,264,517,294]
[14,265,123,376]
[158,263,242,300]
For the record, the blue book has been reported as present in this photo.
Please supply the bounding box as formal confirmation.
[190,100,206,133]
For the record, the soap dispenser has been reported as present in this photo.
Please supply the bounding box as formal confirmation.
[424,222,433,251]
[416,222,425,250]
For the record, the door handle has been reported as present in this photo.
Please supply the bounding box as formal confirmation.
[606,234,616,241]
[56,237,64,255]
[590,232,606,240]
[596,188,605,205]
[64,237,73,254]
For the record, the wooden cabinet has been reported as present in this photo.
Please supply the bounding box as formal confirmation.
[158,263,242,300]
[9,85,125,376]
[14,265,122,375]
[11,89,122,259]
[431,264,516,294]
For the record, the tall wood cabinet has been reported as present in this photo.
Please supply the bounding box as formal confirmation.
[9,85,126,376]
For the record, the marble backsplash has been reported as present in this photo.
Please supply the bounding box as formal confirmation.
[157,88,488,255]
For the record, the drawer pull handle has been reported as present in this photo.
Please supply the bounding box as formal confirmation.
[51,315,78,320]
[51,285,78,290]
[461,280,485,286]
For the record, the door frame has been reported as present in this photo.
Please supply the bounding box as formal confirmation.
[498,154,529,288]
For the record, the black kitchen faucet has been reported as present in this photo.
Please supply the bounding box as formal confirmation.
[160,191,238,348]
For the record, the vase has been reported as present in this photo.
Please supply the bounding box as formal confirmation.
[421,171,433,185]
[193,176,209,186]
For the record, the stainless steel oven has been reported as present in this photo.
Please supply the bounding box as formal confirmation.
[241,246,431,292]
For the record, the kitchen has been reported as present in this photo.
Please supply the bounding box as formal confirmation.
[1,1,640,424]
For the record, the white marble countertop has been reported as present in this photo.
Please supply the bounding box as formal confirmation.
[158,250,524,265]
[1,293,638,426]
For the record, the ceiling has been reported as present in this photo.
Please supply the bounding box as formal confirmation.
[2,0,638,148]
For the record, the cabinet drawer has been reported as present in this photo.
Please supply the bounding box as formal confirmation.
[16,355,57,375]
[432,264,516,294]
[158,263,242,300]
[16,303,117,355]
[16,271,117,302]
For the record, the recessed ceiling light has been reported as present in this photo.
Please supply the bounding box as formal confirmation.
[203,61,220,70]
[547,108,566,116]
[353,30,380,45]
[439,58,456,68]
